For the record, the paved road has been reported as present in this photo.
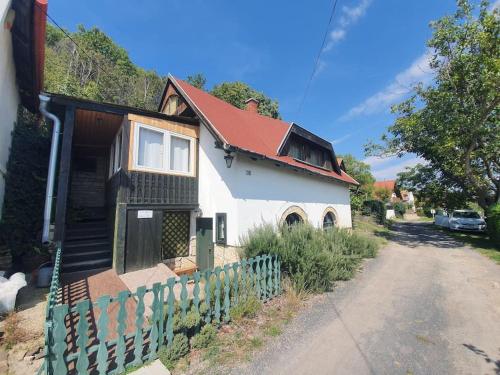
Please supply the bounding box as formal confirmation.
[237,222,500,375]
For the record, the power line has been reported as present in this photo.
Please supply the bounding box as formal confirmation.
[34,1,115,85]
[297,0,340,115]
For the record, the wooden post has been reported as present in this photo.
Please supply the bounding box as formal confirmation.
[54,105,75,243]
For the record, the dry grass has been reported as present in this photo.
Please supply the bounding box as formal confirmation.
[175,281,307,374]
[0,312,30,350]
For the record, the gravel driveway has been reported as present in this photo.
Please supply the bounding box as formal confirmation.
[236,222,500,375]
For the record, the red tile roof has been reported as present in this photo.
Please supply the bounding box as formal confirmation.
[374,180,396,191]
[171,77,358,185]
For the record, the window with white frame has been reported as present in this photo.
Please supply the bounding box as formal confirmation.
[134,122,195,175]
[109,129,123,178]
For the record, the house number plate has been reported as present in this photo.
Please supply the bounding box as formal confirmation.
[137,210,153,219]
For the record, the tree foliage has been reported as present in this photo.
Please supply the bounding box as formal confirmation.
[186,73,207,90]
[367,1,500,209]
[396,164,471,211]
[44,24,166,110]
[211,81,281,119]
[337,154,375,211]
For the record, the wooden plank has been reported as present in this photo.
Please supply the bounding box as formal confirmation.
[54,105,75,243]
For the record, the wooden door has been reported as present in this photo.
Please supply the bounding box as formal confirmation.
[125,209,162,272]
[196,217,214,271]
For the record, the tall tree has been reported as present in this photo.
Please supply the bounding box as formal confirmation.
[366,0,499,210]
[44,24,166,110]
[211,81,281,119]
[186,73,207,90]
[337,154,375,211]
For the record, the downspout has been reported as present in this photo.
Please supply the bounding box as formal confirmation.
[39,94,61,244]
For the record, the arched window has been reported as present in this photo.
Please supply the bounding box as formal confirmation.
[165,95,180,115]
[285,212,303,227]
[323,211,336,230]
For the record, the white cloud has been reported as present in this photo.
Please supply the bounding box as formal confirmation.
[332,133,353,145]
[490,0,500,11]
[323,0,373,52]
[340,50,434,121]
[367,156,425,180]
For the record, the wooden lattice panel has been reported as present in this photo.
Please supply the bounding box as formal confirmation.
[162,211,190,259]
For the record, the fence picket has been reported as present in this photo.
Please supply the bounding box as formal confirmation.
[133,287,146,365]
[223,264,231,322]
[158,285,165,346]
[149,283,161,361]
[75,300,90,375]
[267,256,273,299]
[52,304,68,375]
[255,256,261,299]
[115,290,129,373]
[166,278,175,345]
[193,272,201,313]
[214,267,222,324]
[180,275,189,318]
[261,256,267,300]
[232,262,239,306]
[203,270,212,324]
[96,296,111,375]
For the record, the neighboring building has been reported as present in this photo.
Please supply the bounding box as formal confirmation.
[374,179,415,209]
[44,76,357,275]
[0,0,46,217]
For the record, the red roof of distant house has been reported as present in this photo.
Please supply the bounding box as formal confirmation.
[171,77,358,185]
[374,180,396,191]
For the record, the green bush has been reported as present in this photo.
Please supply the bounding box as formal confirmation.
[394,202,406,218]
[229,295,262,321]
[158,334,189,369]
[362,200,387,224]
[191,324,217,349]
[486,203,500,247]
[242,223,378,293]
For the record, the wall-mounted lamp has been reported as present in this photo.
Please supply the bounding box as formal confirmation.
[224,152,234,168]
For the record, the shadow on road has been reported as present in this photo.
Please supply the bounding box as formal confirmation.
[376,222,465,249]
[463,344,500,374]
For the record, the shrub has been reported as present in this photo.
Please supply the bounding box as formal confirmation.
[486,203,500,247]
[394,202,406,218]
[229,295,262,321]
[362,200,387,224]
[242,223,378,293]
[158,334,189,369]
[191,324,217,349]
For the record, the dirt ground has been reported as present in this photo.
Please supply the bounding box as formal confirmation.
[236,222,500,375]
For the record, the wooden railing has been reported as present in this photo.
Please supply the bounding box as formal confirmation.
[40,254,281,375]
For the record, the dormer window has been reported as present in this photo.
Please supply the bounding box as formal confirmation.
[165,95,180,115]
[285,133,332,170]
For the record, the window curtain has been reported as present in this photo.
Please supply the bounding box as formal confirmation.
[138,127,163,169]
[170,136,190,172]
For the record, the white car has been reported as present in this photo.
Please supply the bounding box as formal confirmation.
[448,210,487,232]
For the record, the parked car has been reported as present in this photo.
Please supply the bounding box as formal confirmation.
[448,210,487,232]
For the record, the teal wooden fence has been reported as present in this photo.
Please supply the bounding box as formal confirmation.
[40,254,281,375]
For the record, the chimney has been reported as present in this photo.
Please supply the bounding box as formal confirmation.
[245,98,259,113]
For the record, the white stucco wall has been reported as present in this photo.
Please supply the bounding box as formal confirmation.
[198,125,352,246]
[0,0,20,218]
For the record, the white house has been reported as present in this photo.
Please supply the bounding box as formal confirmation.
[0,0,46,217]
[42,75,357,274]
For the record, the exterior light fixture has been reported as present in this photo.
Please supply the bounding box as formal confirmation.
[224,152,234,168]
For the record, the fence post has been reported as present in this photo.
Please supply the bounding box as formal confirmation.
[75,300,90,375]
[133,287,146,366]
[116,290,130,374]
[193,272,201,313]
[52,304,68,375]
[96,296,111,375]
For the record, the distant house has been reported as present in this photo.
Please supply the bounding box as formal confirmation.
[374,179,415,208]
[42,76,358,275]
[0,0,47,217]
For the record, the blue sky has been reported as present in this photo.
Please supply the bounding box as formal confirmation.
[48,0,466,179]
